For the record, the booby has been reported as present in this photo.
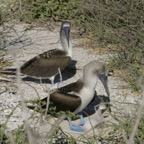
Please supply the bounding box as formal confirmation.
[0,21,72,86]
[35,60,110,131]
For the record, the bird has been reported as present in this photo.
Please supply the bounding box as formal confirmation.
[29,60,110,132]
[0,21,72,87]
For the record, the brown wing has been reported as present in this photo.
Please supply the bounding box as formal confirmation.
[21,49,71,77]
[40,80,83,112]
[58,80,83,93]
[50,92,81,112]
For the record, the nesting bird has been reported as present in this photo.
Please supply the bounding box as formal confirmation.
[1,21,72,86]
[35,60,110,132]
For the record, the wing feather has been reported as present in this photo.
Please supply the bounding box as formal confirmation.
[41,91,81,112]
[21,49,71,77]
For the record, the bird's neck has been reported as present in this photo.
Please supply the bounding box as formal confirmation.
[61,36,72,57]
[82,72,98,90]
[67,40,72,57]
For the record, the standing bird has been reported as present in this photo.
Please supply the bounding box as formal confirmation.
[32,60,110,132]
[0,21,72,86]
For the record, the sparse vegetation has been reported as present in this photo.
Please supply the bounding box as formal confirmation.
[0,124,9,144]
[0,0,144,143]
[12,125,28,144]
[78,0,144,91]
[0,0,143,90]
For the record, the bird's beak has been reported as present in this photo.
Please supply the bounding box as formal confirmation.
[99,74,110,97]
[64,26,70,47]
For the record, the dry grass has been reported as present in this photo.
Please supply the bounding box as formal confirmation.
[0,59,12,68]
[79,32,118,55]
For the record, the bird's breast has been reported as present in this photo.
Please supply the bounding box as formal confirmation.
[77,87,95,112]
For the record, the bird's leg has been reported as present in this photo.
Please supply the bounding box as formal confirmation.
[50,68,63,89]
[78,115,85,126]
[58,67,63,85]
[55,68,63,88]
[49,76,57,89]
[67,118,84,132]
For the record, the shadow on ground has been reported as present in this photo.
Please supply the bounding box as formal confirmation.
[79,94,111,117]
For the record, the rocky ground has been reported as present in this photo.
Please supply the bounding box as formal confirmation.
[0,21,141,143]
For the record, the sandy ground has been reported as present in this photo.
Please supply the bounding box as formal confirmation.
[0,22,141,143]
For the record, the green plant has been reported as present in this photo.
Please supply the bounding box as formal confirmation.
[0,124,9,144]
[13,125,28,144]
[12,0,81,23]
[135,116,144,143]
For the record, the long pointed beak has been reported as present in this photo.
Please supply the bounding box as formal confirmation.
[99,74,110,97]
[64,27,70,47]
